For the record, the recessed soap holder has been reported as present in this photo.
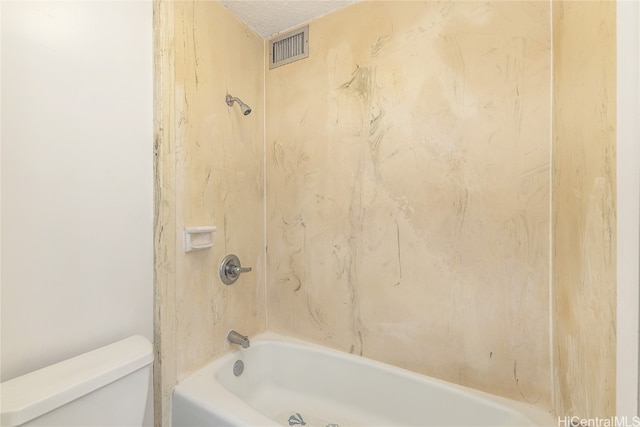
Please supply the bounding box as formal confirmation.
[184,226,217,252]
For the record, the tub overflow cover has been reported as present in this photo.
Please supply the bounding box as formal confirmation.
[233,360,244,376]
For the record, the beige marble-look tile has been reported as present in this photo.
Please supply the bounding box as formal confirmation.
[552,0,617,418]
[154,1,265,425]
[266,1,551,409]
[172,0,265,378]
[153,2,177,425]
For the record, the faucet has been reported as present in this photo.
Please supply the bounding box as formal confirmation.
[227,330,250,348]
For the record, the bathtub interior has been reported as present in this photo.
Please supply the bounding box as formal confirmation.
[206,334,554,427]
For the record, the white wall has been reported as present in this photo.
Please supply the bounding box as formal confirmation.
[617,0,640,417]
[0,0,153,418]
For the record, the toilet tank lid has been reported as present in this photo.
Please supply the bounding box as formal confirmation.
[0,335,153,427]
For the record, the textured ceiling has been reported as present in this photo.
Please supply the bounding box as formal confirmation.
[220,0,357,39]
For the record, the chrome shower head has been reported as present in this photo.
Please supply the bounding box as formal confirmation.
[225,94,251,116]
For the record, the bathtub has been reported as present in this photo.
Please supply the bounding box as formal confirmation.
[172,333,555,427]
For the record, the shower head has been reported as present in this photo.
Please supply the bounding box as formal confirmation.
[225,94,251,116]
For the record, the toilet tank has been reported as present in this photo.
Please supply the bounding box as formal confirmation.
[0,335,153,427]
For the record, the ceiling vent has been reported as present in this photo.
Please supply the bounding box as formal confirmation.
[269,26,309,69]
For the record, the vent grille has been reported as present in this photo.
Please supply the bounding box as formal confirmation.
[269,26,309,69]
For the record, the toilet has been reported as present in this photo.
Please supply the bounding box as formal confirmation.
[0,335,153,427]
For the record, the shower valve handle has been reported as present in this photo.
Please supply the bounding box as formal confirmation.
[231,266,252,275]
[220,254,252,285]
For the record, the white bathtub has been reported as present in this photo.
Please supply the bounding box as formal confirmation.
[172,333,554,427]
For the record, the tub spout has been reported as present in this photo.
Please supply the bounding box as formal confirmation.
[227,330,250,348]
